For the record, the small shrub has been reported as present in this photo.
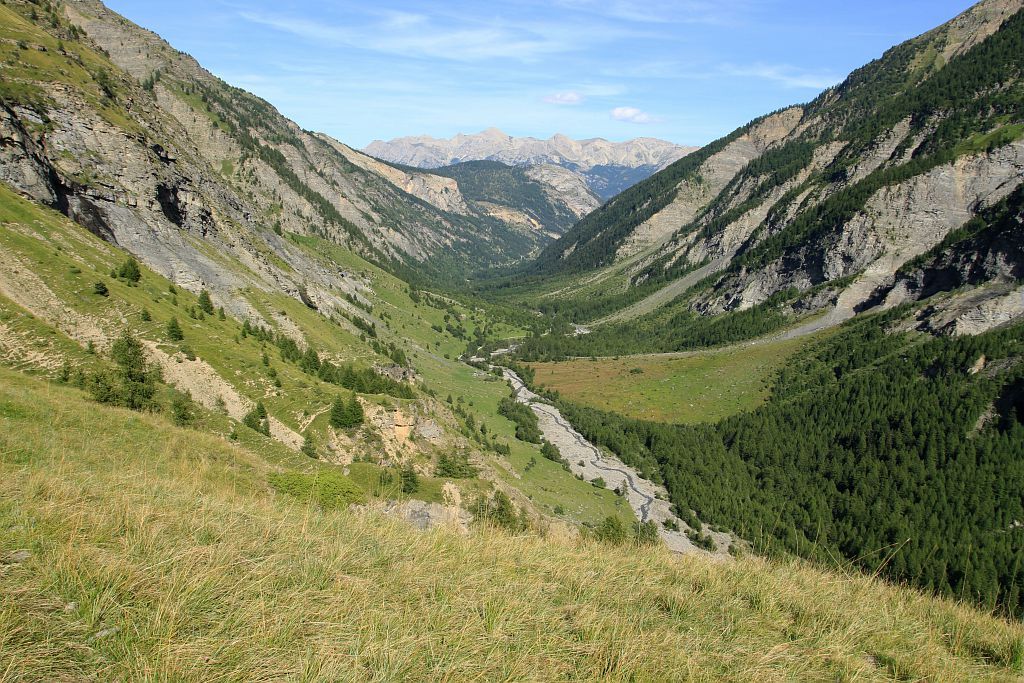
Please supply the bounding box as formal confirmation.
[166,317,184,341]
[170,391,195,427]
[118,257,141,282]
[540,440,562,462]
[269,471,365,509]
[242,401,270,436]
[636,520,660,545]
[400,464,419,494]
[435,452,478,478]
[595,515,627,544]
[687,529,717,551]
[475,490,526,532]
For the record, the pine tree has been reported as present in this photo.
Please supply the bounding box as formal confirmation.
[198,289,214,315]
[345,392,364,427]
[106,328,158,411]
[118,257,141,282]
[301,433,317,459]
[170,391,194,427]
[329,396,348,429]
[111,329,148,385]
[330,393,364,429]
[167,317,184,341]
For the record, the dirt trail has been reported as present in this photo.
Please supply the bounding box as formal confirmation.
[503,368,732,556]
[0,253,107,348]
[145,341,303,450]
[299,404,332,432]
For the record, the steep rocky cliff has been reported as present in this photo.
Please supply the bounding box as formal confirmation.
[532,0,1024,336]
[0,0,578,301]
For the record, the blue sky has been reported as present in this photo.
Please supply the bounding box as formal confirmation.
[105,0,976,148]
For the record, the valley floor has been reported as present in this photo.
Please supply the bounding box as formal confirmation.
[527,334,809,424]
[503,368,733,555]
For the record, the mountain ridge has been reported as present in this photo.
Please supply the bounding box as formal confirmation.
[365,129,698,199]
[365,128,693,170]
[0,0,590,288]
[518,0,1024,344]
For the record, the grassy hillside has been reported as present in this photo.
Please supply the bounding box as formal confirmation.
[0,181,634,528]
[2,368,1023,681]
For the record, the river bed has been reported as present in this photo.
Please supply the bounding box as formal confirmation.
[502,368,732,556]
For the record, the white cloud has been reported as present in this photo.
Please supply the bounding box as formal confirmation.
[720,63,840,90]
[238,9,638,64]
[543,91,584,105]
[610,106,657,124]
[553,0,753,26]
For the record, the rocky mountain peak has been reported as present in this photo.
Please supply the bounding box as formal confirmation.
[365,130,698,199]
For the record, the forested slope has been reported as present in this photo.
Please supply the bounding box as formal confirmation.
[524,313,1024,616]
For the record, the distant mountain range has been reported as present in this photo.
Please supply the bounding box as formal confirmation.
[365,129,698,200]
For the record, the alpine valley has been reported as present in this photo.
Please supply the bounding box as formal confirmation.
[1,0,1023,680]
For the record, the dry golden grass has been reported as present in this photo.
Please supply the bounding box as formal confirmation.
[1,368,1022,681]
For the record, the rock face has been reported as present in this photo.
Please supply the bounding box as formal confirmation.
[0,0,571,311]
[533,0,1024,336]
[525,164,601,219]
[869,184,1024,335]
[616,107,804,261]
[707,140,1024,316]
[365,129,697,200]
